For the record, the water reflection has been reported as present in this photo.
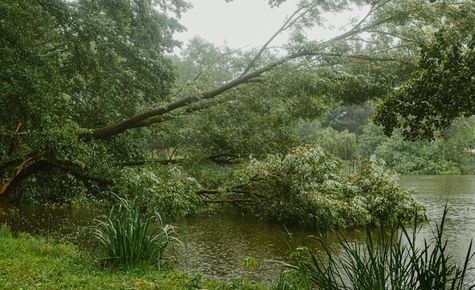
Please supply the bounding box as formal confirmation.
[400,175,475,285]
[0,204,99,247]
[177,212,384,279]
[177,213,292,278]
[0,175,474,281]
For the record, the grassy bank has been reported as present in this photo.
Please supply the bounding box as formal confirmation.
[2,207,473,290]
[0,225,265,290]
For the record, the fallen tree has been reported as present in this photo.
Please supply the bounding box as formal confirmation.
[1,0,472,201]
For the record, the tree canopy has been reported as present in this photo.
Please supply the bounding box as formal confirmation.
[1,0,474,202]
[375,27,475,140]
[1,0,188,197]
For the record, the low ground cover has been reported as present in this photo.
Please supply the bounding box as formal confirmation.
[0,225,265,290]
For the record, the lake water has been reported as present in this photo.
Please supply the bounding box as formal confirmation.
[399,176,475,272]
[1,175,474,281]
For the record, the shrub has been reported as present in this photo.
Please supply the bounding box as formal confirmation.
[92,196,179,268]
[115,166,203,219]
[232,145,421,227]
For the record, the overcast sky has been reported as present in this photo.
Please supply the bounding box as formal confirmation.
[175,0,368,51]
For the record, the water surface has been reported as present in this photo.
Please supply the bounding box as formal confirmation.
[1,175,474,281]
[400,175,475,268]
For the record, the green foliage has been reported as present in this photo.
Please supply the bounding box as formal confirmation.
[232,145,420,228]
[271,271,310,290]
[0,0,187,199]
[92,196,179,268]
[3,0,473,205]
[2,0,473,219]
[322,103,374,135]
[375,25,475,140]
[240,257,258,272]
[174,36,246,87]
[164,55,334,162]
[297,124,357,160]
[165,22,418,164]
[288,208,474,290]
[0,224,266,289]
[375,136,463,175]
[115,166,203,219]
[358,119,475,175]
[356,122,387,159]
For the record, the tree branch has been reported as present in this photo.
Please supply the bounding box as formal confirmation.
[0,158,112,198]
[118,159,182,167]
[0,157,37,195]
[0,160,48,198]
[46,159,113,185]
[82,1,397,140]
[240,1,315,77]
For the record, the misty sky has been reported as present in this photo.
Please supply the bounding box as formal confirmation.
[175,0,368,50]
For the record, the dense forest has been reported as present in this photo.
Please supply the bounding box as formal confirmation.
[0,0,474,288]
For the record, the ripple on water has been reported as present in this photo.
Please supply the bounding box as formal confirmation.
[1,175,474,281]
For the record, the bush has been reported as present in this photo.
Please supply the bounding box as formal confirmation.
[92,196,179,268]
[288,207,474,289]
[115,166,203,219]
[232,145,421,228]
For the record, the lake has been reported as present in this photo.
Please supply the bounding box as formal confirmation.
[1,175,474,281]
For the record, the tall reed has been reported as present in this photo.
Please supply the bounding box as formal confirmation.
[290,207,475,290]
[92,196,179,268]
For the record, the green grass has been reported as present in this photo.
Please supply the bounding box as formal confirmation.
[0,225,265,290]
[3,207,473,289]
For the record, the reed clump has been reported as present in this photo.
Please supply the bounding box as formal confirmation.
[92,196,179,269]
[289,207,474,290]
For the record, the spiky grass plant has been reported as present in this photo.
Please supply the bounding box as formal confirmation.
[92,196,179,269]
[291,207,475,290]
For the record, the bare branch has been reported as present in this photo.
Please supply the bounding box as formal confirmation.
[46,159,113,184]
[188,46,244,82]
[240,1,315,77]
[367,30,418,43]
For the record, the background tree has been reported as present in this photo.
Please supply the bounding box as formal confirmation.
[357,118,475,175]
